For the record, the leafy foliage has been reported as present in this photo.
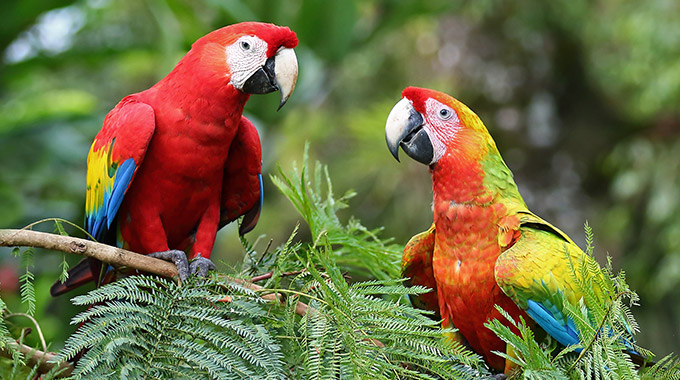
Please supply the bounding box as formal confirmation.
[270,144,404,281]
[0,274,69,379]
[273,245,485,379]
[56,275,284,379]
[486,308,572,380]
[0,297,14,353]
[639,355,680,380]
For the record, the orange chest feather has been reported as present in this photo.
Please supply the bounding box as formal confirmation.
[430,201,522,353]
[432,201,506,299]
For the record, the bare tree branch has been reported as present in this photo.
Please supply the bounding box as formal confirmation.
[0,229,178,278]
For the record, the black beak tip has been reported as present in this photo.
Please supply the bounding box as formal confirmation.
[391,149,401,162]
[277,98,286,112]
[386,139,401,162]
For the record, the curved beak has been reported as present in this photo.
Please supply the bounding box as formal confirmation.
[242,48,298,110]
[385,98,433,165]
[273,48,297,110]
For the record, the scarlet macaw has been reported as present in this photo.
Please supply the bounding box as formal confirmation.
[385,87,639,373]
[51,22,298,295]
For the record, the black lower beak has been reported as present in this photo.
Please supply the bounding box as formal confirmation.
[385,102,434,165]
[400,125,433,165]
[242,56,278,94]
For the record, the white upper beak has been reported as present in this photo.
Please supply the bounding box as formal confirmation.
[274,48,298,110]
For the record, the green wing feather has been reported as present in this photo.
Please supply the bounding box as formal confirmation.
[495,211,607,346]
[495,212,603,307]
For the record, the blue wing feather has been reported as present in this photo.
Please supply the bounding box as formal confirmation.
[526,299,639,355]
[258,173,263,207]
[237,173,263,235]
[86,158,136,241]
[526,299,581,349]
[107,159,136,227]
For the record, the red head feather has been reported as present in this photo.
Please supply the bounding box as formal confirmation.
[197,22,298,57]
[402,87,453,115]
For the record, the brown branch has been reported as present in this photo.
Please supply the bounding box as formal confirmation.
[0,342,73,377]
[227,277,313,316]
[0,229,179,278]
[250,271,275,283]
[0,230,315,316]
[250,269,306,283]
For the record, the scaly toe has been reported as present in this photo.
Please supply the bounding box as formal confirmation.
[149,249,190,282]
[189,254,216,277]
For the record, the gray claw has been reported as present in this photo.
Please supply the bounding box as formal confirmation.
[149,249,190,282]
[189,253,216,277]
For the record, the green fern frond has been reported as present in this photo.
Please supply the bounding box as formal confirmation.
[15,248,36,316]
[640,354,680,380]
[57,276,285,379]
[486,306,571,379]
[0,298,13,354]
[584,220,594,257]
[276,241,487,379]
[271,143,402,282]
[58,254,69,284]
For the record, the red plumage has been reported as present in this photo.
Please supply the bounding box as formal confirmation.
[52,22,298,296]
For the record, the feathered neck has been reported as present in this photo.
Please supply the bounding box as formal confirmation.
[430,130,492,205]
[430,128,520,208]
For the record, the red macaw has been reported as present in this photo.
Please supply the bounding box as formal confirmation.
[385,87,639,373]
[51,22,298,296]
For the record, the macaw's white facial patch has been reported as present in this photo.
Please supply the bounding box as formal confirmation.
[424,97,461,163]
[226,35,268,90]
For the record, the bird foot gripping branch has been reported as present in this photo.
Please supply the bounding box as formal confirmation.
[52,22,298,295]
[147,250,215,282]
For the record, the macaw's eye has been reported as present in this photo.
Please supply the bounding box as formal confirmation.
[240,41,251,51]
[439,108,452,120]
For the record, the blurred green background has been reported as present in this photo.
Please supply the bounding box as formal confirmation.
[1,0,679,357]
